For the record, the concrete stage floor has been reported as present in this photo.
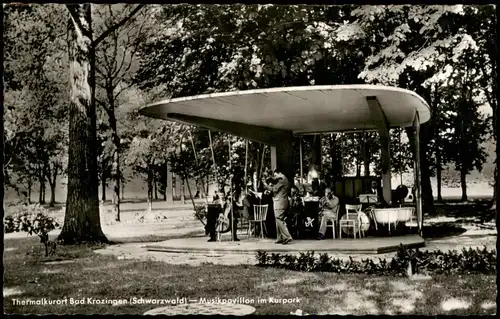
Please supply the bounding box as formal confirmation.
[145,234,425,255]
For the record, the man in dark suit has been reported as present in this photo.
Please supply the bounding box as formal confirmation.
[367,180,388,207]
[262,169,293,244]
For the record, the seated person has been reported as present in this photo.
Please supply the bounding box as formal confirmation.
[241,193,253,221]
[317,188,340,240]
[366,180,388,207]
[310,177,326,198]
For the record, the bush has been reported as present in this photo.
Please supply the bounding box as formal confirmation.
[4,204,61,256]
[255,244,496,276]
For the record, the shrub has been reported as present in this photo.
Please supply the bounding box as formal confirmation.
[255,244,496,276]
[4,204,61,256]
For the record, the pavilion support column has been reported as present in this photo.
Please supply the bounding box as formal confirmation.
[367,96,392,205]
[166,161,173,204]
[270,132,294,187]
[413,113,423,237]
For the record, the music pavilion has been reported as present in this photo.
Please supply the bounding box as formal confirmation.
[140,85,430,254]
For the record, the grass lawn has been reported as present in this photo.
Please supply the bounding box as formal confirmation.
[4,236,496,315]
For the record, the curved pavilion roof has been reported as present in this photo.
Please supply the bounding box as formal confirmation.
[139,85,430,137]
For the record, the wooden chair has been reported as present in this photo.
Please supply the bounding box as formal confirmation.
[339,204,363,239]
[247,205,268,239]
[324,204,340,240]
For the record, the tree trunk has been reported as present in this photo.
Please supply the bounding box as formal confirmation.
[356,133,362,177]
[172,175,176,198]
[436,152,443,202]
[39,178,43,204]
[39,167,46,204]
[362,133,370,176]
[154,174,158,200]
[42,180,46,204]
[48,166,58,207]
[105,83,122,221]
[27,178,32,204]
[181,179,185,204]
[121,182,125,200]
[492,166,497,210]
[59,4,107,244]
[0,59,3,217]
[147,168,153,211]
[495,96,499,226]
[460,167,468,202]
[101,171,106,202]
[329,133,342,179]
[163,163,167,201]
[111,145,120,221]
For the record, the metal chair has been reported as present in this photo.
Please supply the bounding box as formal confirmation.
[247,204,268,239]
[339,204,363,239]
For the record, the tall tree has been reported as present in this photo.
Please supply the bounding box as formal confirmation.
[59,4,143,243]
[441,50,489,201]
[1,3,5,217]
[60,4,106,243]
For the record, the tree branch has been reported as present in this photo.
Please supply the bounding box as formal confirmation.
[65,5,87,39]
[94,4,145,47]
[96,98,111,113]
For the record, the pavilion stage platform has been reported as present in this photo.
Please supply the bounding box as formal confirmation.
[145,234,425,255]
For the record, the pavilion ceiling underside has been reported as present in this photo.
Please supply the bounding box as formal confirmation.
[144,89,426,133]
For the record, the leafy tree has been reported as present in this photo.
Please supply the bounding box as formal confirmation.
[348,4,493,212]
[439,50,490,201]
[94,4,156,221]
[124,114,172,211]
[3,4,69,206]
[59,3,143,244]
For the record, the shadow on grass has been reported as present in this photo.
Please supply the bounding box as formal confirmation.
[433,202,495,224]
[106,230,206,245]
[423,223,468,239]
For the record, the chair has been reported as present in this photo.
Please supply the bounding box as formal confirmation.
[340,204,363,239]
[247,205,268,239]
[322,202,340,240]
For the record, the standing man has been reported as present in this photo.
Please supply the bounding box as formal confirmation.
[262,169,293,245]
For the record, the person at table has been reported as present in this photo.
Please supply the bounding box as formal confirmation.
[317,188,340,240]
[367,180,382,197]
[366,180,388,206]
[261,169,293,245]
[309,176,326,198]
